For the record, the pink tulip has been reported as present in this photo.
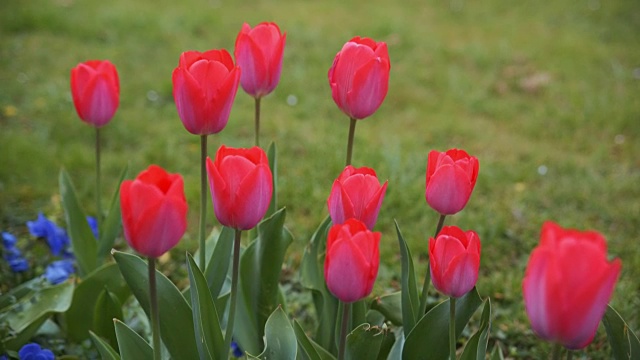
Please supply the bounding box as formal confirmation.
[172,49,241,135]
[429,226,481,298]
[523,221,621,350]
[328,36,390,120]
[324,219,380,303]
[120,165,188,258]
[425,149,479,215]
[70,60,119,127]
[206,145,273,230]
[234,22,286,98]
[327,165,388,230]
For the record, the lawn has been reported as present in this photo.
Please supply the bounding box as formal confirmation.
[1,0,639,357]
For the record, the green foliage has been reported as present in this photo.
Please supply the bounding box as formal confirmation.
[345,324,390,360]
[460,299,492,360]
[93,288,124,349]
[97,165,128,260]
[114,319,153,360]
[603,305,640,360]
[90,331,121,360]
[247,306,297,360]
[395,221,420,334]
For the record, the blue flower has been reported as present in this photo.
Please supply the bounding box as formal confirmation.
[26,213,69,256]
[2,232,17,248]
[8,257,29,272]
[18,343,54,360]
[231,340,243,358]
[87,216,99,239]
[44,259,75,285]
[26,213,52,238]
[0,354,7,360]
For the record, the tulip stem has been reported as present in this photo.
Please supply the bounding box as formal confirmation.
[418,214,446,315]
[199,135,207,269]
[551,343,562,360]
[449,296,456,360]
[435,214,446,237]
[255,97,261,147]
[148,257,161,360]
[95,127,102,221]
[345,117,357,166]
[224,229,242,354]
[566,350,573,360]
[338,301,351,360]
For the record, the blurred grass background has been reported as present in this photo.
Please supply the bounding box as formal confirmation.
[1,0,639,357]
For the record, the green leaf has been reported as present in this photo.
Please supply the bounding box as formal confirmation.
[97,165,128,260]
[370,292,403,326]
[460,299,491,360]
[403,288,483,360]
[66,262,130,341]
[293,320,334,360]
[90,331,121,360]
[603,304,640,360]
[114,319,153,360]
[489,343,504,360]
[249,306,296,360]
[113,251,199,360]
[60,169,98,276]
[345,323,388,360]
[387,329,405,360]
[204,226,234,299]
[93,288,124,349]
[186,253,225,360]
[395,220,420,334]
[266,141,277,217]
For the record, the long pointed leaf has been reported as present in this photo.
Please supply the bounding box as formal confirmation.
[603,304,640,360]
[249,307,296,360]
[460,299,491,360]
[93,288,124,349]
[204,226,234,299]
[395,220,419,334]
[114,319,153,360]
[90,331,121,360]
[97,165,128,260]
[370,292,402,327]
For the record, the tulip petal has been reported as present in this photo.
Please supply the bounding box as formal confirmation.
[346,57,389,119]
[327,180,347,225]
[325,239,372,303]
[441,252,480,298]
[425,164,473,215]
[233,164,273,230]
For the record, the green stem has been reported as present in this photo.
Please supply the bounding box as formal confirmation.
[566,349,573,360]
[338,301,351,360]
[551,343,562,360]
[418,214,446,314]
[435,214,446,237]
[95,127,102,220]
[255,97,261,147]
[345,117,357,167]
[224,229,242,353]
[449,297,456,360]
[199,135,207,269]
[148,257,161,360]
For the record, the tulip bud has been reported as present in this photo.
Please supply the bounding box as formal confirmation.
[425,149,479,215]
[429,226,481,298]
[70,60,119,127]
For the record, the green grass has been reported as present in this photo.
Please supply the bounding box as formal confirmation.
[1,0,639,357]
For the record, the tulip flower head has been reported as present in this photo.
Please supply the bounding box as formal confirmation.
[327,165,388,230]
[172,49,241,135]
[234,22,286,98]
[70,60,120,127]
[328,36,390,120]
[120,165,188,258]
[425,149,479,216]
[324,218,380,303]
[206,145,273,230]
[429,226,481,298]
[523,221,621,350]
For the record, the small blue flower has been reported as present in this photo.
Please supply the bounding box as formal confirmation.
[26,213,52,239]
[26,213,70,256]
[18,343,55,360]
[1,354,8,360]
[44,259,75,285]
[87,216,99,239]
[231,340,243,358]
[2,232,17,248]
[8,257,29,273]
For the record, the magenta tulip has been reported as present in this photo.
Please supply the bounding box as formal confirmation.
[234,22,286,98]
[206,145,273,230]
[328,36,390,120]
[172,49,241,135]
[425,149,479,216]
[327,165,388,230]
[324,219,380,303]
[523,221,621,350]
[429,226,481,298]
[120,165,188,258]
[70,60,119,127]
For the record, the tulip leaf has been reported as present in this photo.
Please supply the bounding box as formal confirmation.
[60,169,98,276]
[186,253,225,360]
[370,292,403,326]
[66,262,130,341]
[345,323,389,360]
[387,329,405,360]
[247,306,297,360]
[114,319,153,360]
[293,319,336,360]
[97,164,128,260]
[460,299,491,360]
[204,226,234,299]
[489,343,505,360]
[113,251,199,360]
[603,304,640,360]
[93,288,124,349]
[267,141,278,218]
[395,220,420,334]
[300,216,338,354]
[90,331,121,360]
[402,288,483,360]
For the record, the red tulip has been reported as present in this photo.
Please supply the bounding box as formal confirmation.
[172,49,241,135]
[206,145,272,230]
[70,60,119,127]
[234,22,286,98]
[327,165,388,230]
[328,36,390,120]
[429,226,481,298]
[324,219,380,303]
[425,149,479,215]
[120,165,188,258]
[523,221,621,350]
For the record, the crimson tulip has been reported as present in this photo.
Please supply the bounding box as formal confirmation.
[120,165,188,258]
[324,219,380,303]
[429,226,481,298]
[425,149,479,216]
[523,221,621,350]
[70,60,119,127]
[327,165,388,230]
[328,36,390,120]
[206,145,272,230]
[234,22,286,98]
[172,49,241,135]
